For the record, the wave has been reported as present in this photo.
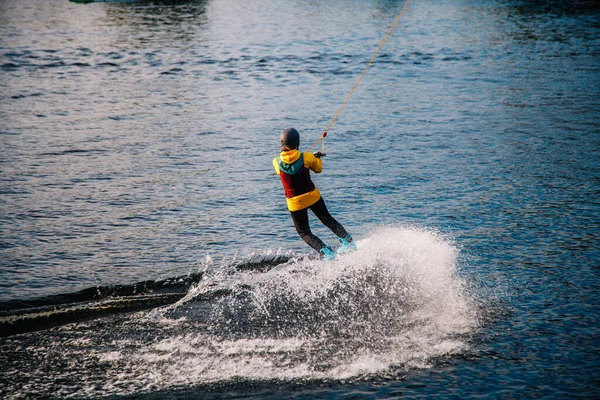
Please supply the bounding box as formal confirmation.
[0,252,293,337]
[0,226,482,398]
[115,225,481,386]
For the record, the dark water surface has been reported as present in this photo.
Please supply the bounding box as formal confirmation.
[1,0,599,398]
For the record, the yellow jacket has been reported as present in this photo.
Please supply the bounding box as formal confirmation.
[273,150,322,211]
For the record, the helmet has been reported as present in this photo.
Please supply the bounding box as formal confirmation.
[280,128,300,149]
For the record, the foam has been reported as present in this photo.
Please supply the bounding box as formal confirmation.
[92,225,480,393]
[24,225,479,398]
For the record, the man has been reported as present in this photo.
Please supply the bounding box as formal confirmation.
[273,128,356,260]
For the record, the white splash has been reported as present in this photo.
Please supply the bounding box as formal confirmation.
[94,225,480,394]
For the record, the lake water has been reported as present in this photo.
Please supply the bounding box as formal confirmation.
[1,0,599,398]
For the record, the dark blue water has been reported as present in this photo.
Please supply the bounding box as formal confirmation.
[1,0,599,398]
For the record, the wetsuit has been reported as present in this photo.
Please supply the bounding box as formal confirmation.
[273,149,349,252]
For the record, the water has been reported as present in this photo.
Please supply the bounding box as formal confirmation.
[1,0,599,398]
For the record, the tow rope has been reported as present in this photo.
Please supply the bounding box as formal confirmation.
[307,0,412,154]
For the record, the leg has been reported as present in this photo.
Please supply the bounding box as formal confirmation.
[290,207,327,252]
[311,197,357,255]
[309,197,349,238]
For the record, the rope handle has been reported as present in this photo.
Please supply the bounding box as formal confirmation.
[306,131,327,153]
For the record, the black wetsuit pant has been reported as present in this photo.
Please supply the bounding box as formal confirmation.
[290,197,349,252]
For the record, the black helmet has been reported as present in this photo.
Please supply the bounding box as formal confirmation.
[280,128,300,149]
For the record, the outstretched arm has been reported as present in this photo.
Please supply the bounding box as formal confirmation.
[304,151,322,173]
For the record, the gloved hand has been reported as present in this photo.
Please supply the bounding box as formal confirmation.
[313,152,326,158]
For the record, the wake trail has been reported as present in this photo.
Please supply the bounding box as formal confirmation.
[140,225,481,382]
[1,225,483,399]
